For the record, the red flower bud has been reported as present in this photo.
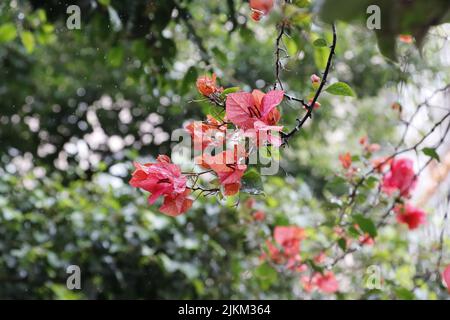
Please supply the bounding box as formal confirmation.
[196,73,221,97]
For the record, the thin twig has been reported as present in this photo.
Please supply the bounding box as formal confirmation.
[274,22,287,90]
[281,23,337,146]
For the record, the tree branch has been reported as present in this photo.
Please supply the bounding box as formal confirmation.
[174,1,211,65]
[281,23,337,146]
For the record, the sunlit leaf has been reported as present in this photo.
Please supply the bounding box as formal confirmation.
[0,23,17,43]
[325,82,356,97]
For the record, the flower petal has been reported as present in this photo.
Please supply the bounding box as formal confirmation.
[260,90,284,117]
[443,265,450,293]
[226,92,256,130]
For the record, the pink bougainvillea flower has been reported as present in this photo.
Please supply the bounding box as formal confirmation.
[262,225,305,269]
[315,272,339,293]
[185,115,226,151]
[311,74,321,85]
[274,226,305,256]
[394,203,426,230]
[253,210,266,221]
[339,152,352,169]
[252,120,283,147]
[382,158,417,197]
[244,197,255,209]
[359,135,380,153]
[261,240,283,264]
[359,233,375,246]
[313,252,326,264]
[367,143,381,153]
[159,189,193,217]
[226,89,284,146]
[333,226,352,248]
[249,0,274,21]
[443,265,450,293]
[301,275,315,293]
[196,73,223,97]
[226,89,284,130]
[359,136,368,145]
[129,155,192,215]
[399,34,413,44]
[352,224,375,245]
[198,150,247,196]
[305,99,321,110]
[301,272,339,294]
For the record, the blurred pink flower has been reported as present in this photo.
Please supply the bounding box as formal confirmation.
[394,203,426,230]
[382,158,417,197]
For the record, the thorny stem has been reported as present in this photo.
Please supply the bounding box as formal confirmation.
[329,115,450,268]
[274,22,287,90]
[281,23,337,146]
[337,87,450,225]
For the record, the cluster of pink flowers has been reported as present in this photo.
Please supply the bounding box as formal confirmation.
[262,226,305,270]
[129,155,193,216]
[334,226,375,248]
[339,138,426,230]
[301,271,339,294]
[381,158,417,197]
[260,226,340,294]
[244,198,266,221]
[381,157,425,230]
[130,74,287,216]
[394,203,426,230]
[198,150,248,196]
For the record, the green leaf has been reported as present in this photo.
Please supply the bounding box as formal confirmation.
[422,147,440,162]
[375,31,397,62]
[394,287,415,300]
[98,0,111,6]
[293,0,311,8]
[337,238,347,251]
[284,36,298,56]
[222,87,241,95]
[211,47,227,64]
[325,82,356,97]
[325,176,349,197]
[353,214,377,237]
[42,23,54,34]
[241,169,264,195]
[313,46,328,70]
[313,38,327,47]
[107,47,124,67]
[318,0,450,61]
[254,263,278,290]
[348,225,362,238]
[318,0,370,23]
[0,23,17,43]
[21,31,35,53]
[364,176,379,189]
[181,66,198,95]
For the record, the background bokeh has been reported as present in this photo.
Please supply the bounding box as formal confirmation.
[0,0,449,299]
